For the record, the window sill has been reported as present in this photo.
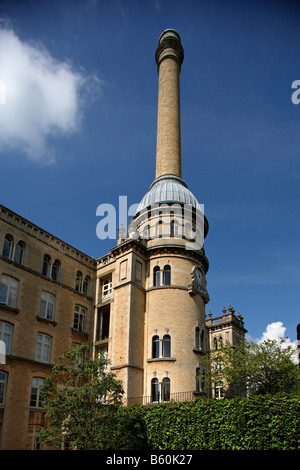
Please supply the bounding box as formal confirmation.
[71,327,89,337]
[147,357,176,363]
[0,303,20,314]
[193,348,206,355]
[36,315,57,326]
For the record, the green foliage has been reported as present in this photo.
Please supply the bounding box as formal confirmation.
[40,344,300,450]
[202,338,300,398]
[128,394,300,450]
[40,345,127,450]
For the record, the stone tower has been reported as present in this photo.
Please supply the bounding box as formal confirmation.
[94,29,246,403]
[94,29,210,403]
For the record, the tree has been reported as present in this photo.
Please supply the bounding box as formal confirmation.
[40,345,127,450]
[203,338,300,398]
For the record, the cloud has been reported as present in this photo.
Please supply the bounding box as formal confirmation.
[0,27,101,164]
[256,321,298,363]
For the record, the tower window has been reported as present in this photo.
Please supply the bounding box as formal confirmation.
[163,265,171,285]
[153,266,160,286]
[162,377,170,401]
[195,327,205,351]
[151,334,171,359]
[151,378,159,402]
[152,335,160,358]
[162,334,171,357]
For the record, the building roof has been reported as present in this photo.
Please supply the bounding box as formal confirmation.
[136,175,201,213]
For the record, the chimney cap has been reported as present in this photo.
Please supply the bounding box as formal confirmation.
[156,29,184,68]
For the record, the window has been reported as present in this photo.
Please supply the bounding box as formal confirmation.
[214,336,223,350]
[196,368,205,393]
[143,225,150,239]
[153,266,160,286]
[35,334,51,363]
[42,255,51,276]
[152,335,159,358]
[151,334,171,359]
[83,276,90,295]
[26,426,43,450]
[2,235,13,259]
[163,265,171,285]
[153,265,171,287]
[0,322,13,355]
[215,383,224,399]
[170,220,179,236]
[2,236,24,264]
[73,305,86,332]
[39,292,55,321]
[0,371,7,404]
[75,271,83,291]
[162,334,171,357]
[0,275,19,308]
[161,377,170,401]
[156,220,163,238]
[102,278,112,299]
[42,255,60,281]
[195,327,205,351]
[151,378,159,402]
[30,378,44,407]
[51,259,60,281]
[151,377,171,403]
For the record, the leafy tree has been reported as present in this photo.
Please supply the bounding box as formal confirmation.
[202,338,300,398]
[40,345,127,450]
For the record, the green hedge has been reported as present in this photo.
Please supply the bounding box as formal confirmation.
[117,394,300,450]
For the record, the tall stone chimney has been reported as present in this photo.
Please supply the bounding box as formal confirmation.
[155,29,184,179]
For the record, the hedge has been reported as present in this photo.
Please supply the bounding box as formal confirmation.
[117,394,300,450]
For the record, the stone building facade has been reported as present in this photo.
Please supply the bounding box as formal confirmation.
[0,29,246,449]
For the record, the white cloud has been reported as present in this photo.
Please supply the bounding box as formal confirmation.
[257,321,298,363]
[0,27,101,164]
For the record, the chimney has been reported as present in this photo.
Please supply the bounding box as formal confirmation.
[155,29,184,180]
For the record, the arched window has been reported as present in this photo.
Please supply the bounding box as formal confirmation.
[152,335,160,358]
[14,241,24,264]
[153,266,160,287]
[2,235,13,259]
[156,220,163,238]
[162,377,170,402]
[143,224,150,240]
[151,378,159,402]
[162,334,171,357]
[83,276,90,295]
[196,368,205,393]
[42,255,51,277]
[195,327,205,351]
[163,265,171,285]
[170,219,179,236]
[75,271,83,292]
[51,260,60,281]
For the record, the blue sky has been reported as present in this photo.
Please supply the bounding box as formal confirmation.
[1,0,300,347]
